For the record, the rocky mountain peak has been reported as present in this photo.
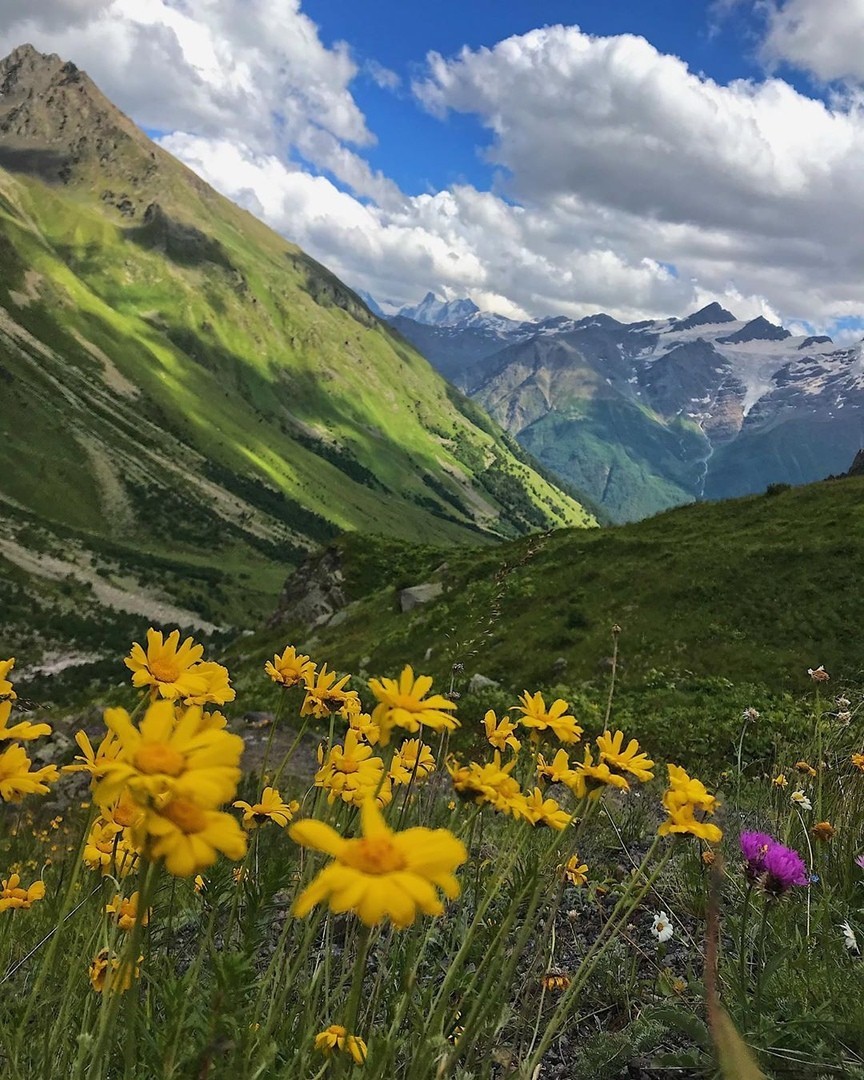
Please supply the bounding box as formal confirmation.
[675,301,737,329]
[0,43,155,190]
[398,292,481,327]
[718,315,791,344]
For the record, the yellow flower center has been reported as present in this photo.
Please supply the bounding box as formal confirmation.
[149,658,181,683]
[112,798,138,827]
[135,743,185,776]
[347,836,406,874]
[340,759,360,773]
[162,798,207,834]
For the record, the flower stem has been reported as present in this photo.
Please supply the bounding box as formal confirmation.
[753,898,772,1024]
[344,924,372,1038]
[737,878,755,1000]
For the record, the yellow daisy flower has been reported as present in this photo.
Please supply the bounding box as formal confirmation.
[595,730,655,782]
[265,646,316,688]
[658,804,723,844]
[0,699,51,743]
[515,691,583,744]
[83,818,140,877]
[290,798,467,928]
[197,709,228,732]
[0,743,58,802]
[315,730,386,806]
[568,746,630,800]
[95,699,244,809]
[388,739,436,786]
[88,948,141,994]
[314,1025,368,1065]
[181,662,235,707]
[63,729,121,776]
[483,710,521,753]
[0,872,45,911]
[519,788,572,830]
[447,751,524,816]
[851,753,864,773]
[105,891,148,932]
[124,629,207,700]
[657,764,722,843]
[664,764,718,813]
[536,748,577,785]
[562,855,588,886]
[0,658,16,699]
[302,665,361,719]
[369,666,458,745]
[233,787,300,829]
[138,796,247,877]
[348,711,381,746]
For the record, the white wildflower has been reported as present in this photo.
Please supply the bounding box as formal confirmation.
[840,920,859,953]
[651,911,673,944]
[790,790,813,811]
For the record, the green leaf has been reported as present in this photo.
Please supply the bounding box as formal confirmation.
[647,1006,711,1048]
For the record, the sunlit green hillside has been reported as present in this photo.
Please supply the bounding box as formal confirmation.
[0,46,593,659]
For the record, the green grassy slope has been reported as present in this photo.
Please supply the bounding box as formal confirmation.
[252,475,864,760]
[0,47,593,658]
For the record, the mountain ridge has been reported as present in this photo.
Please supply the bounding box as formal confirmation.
[0,44,595,661]
[379,289,863,521]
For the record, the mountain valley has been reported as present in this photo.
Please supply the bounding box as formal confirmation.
[385,294,864,521]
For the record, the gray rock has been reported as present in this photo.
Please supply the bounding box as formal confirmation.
[467,673,500,693]
[398,582,443,612]
[269,547,346,629]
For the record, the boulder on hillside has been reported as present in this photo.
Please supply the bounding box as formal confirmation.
[398,582,443,612]
[467,673,500,693]
[268,546,346,629]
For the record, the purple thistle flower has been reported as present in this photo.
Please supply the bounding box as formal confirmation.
[740,831,774,878]
[855,854,864,871]
[763,842,809,895]
[740,831,808,896]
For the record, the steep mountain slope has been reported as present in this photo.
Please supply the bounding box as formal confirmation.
[387,296,864,522]
[0,45,594,658]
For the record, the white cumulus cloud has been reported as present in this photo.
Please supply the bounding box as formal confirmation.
[3,5,864,330]
[759,0,864,84]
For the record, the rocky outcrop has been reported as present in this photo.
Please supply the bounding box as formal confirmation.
[398,582,444,612]
[268,547,346,629]
[846,449,864,476]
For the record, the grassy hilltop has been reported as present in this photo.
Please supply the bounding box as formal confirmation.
[250,474,864,762]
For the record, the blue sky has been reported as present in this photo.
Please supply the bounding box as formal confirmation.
[305,0,799,196]
[6,0,864,334]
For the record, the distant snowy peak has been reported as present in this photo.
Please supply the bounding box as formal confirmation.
[674,302,737,330]
[398,292,480,326]
[355,289,400,318]
[799,335,833,350]
[718,316,791,344]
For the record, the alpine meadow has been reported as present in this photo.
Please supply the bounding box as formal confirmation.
[3,11,864,1080]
